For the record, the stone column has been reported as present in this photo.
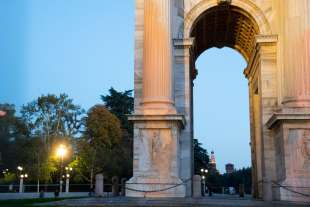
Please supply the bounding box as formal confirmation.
[174,38,195,197]
[282,0,310,107]
[141,0,176,115]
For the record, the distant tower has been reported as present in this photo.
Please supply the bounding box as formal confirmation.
[210,151,217,170]
[225,163,235,174]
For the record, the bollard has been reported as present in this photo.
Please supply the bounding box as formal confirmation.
[39,190,45,198]
[9,184,13,192]
[193,175,202,198]
[59,180,63,194]
[95,174,104,197]
[121,178,127,196]
[112,176,119,197]
[239,184,245,198]
[208,185,213,197]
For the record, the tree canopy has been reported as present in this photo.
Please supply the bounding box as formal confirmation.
[101,87,134,135]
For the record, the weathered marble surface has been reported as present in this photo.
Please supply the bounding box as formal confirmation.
[131,0,310,201]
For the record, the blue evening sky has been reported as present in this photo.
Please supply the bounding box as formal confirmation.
[0,0,250,172]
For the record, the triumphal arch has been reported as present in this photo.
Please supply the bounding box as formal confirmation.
[126,0,310,202]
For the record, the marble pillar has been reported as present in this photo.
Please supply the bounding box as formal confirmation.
[140,0,176,115]
[282,0,310,107]
[127,0,186,197]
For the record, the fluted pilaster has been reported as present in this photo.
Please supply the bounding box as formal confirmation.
[141,0,176,114]
[282,0,310,107]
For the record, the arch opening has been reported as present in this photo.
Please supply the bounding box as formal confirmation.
[194,47,250,172]
[190,5,260,62]
[188,3,263,198]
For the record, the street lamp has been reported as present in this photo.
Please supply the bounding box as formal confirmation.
[56,145,67,159]
[64,166,73,193]
[19,173,28,193]
[17,166,23,171]
[2,169,9,175]
[200,168,209,196]
[56,144,67,193]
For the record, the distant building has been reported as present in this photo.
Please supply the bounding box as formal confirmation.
[210,151,217,170]
[225,163,235,174]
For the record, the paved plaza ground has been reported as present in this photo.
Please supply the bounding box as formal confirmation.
[0,192,88,200]
[38,195,310,207]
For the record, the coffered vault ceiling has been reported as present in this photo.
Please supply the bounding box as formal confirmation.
[191,5,259,62]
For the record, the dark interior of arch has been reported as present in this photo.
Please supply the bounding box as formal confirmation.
[190,5,259,62]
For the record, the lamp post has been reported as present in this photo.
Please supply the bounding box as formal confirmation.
[17,166,23,193]
[65,167,73,193]
[56,145,67,193]
[200,168,208,196]
[19,173,28,193]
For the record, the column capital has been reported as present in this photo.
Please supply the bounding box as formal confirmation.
[244,35,277,80]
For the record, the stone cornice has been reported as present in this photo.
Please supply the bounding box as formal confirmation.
[266,113,310,129]
[173,38,195,49]
[255,34,278,44]
[128,114,186,128]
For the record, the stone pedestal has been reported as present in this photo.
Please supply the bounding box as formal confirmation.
[95,174,104,197]
[267,114,310,202]
[126,115,186,197]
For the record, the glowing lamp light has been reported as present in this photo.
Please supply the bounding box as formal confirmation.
[66,174,70,178]
[56,144,67,158]
[201,168,204,173]
[17,166,23,171]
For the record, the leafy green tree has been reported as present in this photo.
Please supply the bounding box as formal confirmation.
[101,88,134,135]
[19,94,84,184]
[101,88,134,178]
[21,94,84,147]
[73,105,123,187]
[0,104,27,171]
[221,167,252,194]
[194,139,210,174]
[0,172,16,184]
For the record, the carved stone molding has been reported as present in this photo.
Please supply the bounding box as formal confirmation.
[244,34,278,80]
[128,114,186,129]
[173,38,195,50]
[217,0,232,5]
[266,113,310,129]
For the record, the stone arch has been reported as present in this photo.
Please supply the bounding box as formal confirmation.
[183,0,272,39]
